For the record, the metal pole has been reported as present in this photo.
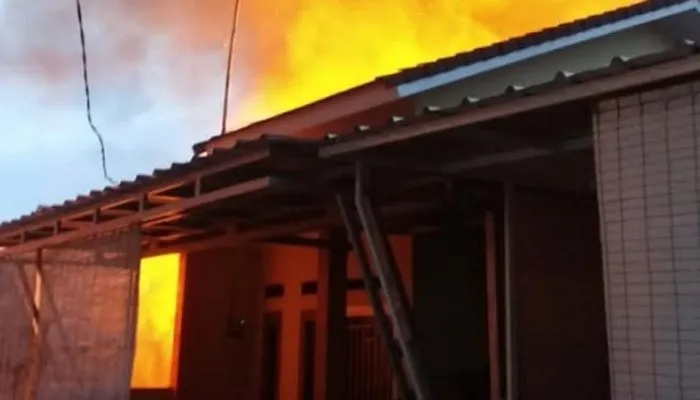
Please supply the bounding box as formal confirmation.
[353,163,433,400]
[503,184,518,400]
[484,211,502,400]
[335,194,411,399]
[220,0,242,135]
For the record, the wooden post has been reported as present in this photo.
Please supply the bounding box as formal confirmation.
[503,184,518,400]
[25,249,43,400]
[313,229,347,400]
[484,212,501,400]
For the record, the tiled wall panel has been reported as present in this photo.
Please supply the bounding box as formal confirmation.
[594,80,700,399]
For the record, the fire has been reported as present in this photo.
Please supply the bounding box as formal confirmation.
[131,254,182,388]
[120,0,642,388]
[231,0,641,125]
[125,0,640,127]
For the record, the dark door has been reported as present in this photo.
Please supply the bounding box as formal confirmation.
[413,224,490,399]
[260,312,282,400]
[299,312,316,400]
[298,313,393,400]
[345,317,393,400]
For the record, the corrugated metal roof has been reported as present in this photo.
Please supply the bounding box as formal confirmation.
[0,135,319,231]
[2,40,699,233]
[194,0,694,152]
[379,0,695,85]
[322,39,700,147]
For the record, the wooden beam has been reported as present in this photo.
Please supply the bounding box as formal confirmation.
[101,208,135,218]
[320,54,700,157]
[262,236,337,249]
[442,136,591,174]
[0,177,275,259]
[147,194,184,205]
[314,229,348,400]
[0,149,271,240]
[143,200,440,257]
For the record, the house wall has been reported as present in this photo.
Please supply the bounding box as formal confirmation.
[511,187,610,400]
[415,25,675,110]
[259,235,413,400]
[175,247,264,400]
[593,80,700,399]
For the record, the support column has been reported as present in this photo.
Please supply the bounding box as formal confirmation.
[503,184,517,400]
[313,230,348,400]
[485,211,502,400]
[594,81,700,399]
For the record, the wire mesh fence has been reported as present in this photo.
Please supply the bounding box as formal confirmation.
[0,255,36,400]
[0,226,141,400]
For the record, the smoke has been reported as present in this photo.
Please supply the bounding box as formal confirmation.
[0,0,639,128]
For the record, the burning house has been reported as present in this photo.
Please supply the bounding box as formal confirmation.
[2,0,700,399]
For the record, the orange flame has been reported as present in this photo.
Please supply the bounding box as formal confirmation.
[232,0,640,125]
[125,0,642,388]
[131,254,181,388]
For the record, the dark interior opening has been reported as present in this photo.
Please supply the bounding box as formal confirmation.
[260,312,282,400]
[413,220,490,400]
[346,317,393,400]
[299,312,316,400]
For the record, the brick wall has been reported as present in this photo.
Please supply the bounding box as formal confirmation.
[594,80,700,399]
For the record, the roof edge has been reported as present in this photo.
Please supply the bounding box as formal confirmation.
[193,80,394,155]
[396,0,700,97]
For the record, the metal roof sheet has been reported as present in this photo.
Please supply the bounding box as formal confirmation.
[322,39,700,148]
[378,0,696,85]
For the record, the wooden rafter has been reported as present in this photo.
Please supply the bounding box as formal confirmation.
[0,149,272,243]
[0,176,277,259]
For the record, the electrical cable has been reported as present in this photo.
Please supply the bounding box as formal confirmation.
[220,0,242,135]
[74,0,116,184]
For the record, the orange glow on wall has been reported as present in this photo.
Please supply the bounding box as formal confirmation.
[131,253,182,388]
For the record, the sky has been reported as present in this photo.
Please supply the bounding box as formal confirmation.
[0,0,246,221]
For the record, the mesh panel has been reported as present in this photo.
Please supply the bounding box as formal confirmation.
[0,259,36,400]
[36,228,140,400]
[594,82,700,399]
[0,226,140,400]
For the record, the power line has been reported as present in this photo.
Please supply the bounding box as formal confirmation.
[220,0,242,135]
[74,0,116,185]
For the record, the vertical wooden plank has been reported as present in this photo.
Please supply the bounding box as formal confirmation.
[503,184,518,400]
[313,230,347,400]
[169,254,186,392]
[25,249,43,400]
[484,212,501,400]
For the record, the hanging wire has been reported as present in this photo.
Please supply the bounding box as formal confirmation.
[220,0,243,135]
[75,0,116,185]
